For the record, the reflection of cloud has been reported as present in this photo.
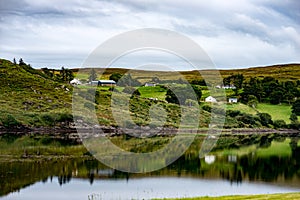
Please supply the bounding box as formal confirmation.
[0,0,299,69]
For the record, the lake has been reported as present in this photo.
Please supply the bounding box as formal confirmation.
[1,133,300,199]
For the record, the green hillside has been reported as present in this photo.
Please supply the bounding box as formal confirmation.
[0,59,73,127]
[0,58,299,129]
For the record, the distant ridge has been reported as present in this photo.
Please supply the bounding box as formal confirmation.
[72,63,300,82]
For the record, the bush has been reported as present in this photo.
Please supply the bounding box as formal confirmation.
[237,113,257,126]
[0,114,21,128]
[257,112,273,127]
[227,110,241,118]
[202,105,211,112]
[273,120,286,129]
[40,113,56,126]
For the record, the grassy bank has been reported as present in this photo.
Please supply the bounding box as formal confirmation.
[154,192,300,200]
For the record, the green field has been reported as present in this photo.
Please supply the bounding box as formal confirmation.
[138,86,167,100]
[226,103,257,115]
[256,103,292,123]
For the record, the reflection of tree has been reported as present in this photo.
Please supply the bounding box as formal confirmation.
[2,135,300,197]
[58,174,72,186]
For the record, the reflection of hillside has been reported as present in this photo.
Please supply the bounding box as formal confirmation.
[1,135,300,197]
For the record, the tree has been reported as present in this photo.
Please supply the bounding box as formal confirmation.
[191,85,202,101]
[247,95,258,108]
[269,90,283,104]
[19,58,26,66]
[151,76,160,83]
[89,68,97,82]
[257,113,273,127]
[109,73,123,83]
[232,74,244,95]
[273,120,286,129]
[165,85,201,104]
[13,58,17,65]
[290,113,298,123]
[41,67,54,78]
[241,77,264,103]
[292,99,300,116]
[117,74,140,87]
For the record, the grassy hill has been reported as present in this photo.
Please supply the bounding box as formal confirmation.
[0,58,299,129]
[0,59,73,127]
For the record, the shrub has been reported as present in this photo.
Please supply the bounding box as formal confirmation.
[257,112,273,127]
[273,120,286,129]
[40,113,56,126]
[227,110,241,118]
[0,114,21,128]
[202,105,211,112]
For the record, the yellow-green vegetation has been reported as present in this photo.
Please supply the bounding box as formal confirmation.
[214,138,292,158]
[0,59,73,127]
[256,103,293,123]
[0,58,299,129]
[256,138,292,157]
[138,86,167,100]
[226,103,257,115]
[154,192,300,200]
[0,134,88,158]
[74,64,300,83]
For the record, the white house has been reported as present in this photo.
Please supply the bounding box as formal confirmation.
[205,96,217,103]
[216,85,236,89]
[70,79,82,85]
[228,97,238,103]
[223,85,236,89]
[144,83,156,87]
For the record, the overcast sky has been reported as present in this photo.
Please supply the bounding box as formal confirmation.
[0,0,299,69]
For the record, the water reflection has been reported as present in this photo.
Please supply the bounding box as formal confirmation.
[1,133,300,198]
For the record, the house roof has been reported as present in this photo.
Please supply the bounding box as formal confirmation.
[98,80,116,84]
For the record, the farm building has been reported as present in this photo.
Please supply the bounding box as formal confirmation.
[98,80,116,86]
[70,79,82,85]
[216,85,236,89]
[89,80,116,86]
[205,96,217,103]
[228,97,238,103]
[144,83,156,87]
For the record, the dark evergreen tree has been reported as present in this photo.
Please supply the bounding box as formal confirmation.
[88,68,97,82]
[292,99,300,116]
[19,58,26,66]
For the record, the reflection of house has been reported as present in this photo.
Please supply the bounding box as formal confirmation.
[205,96,217,103]
[228,97,238,103]
[145,83,156,87]
[228,155,237,163]
[205,155,216,164]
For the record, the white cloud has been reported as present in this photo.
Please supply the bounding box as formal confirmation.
[0,0,299,69]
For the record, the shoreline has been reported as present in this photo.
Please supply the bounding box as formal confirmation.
[1,126,299,136]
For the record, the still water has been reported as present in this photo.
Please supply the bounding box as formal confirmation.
[1,133,300,199]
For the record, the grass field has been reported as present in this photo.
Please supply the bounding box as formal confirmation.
[154,192,300,200]
[138,86,167,100]
[256,103,292,123]
[226,103,257,115]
